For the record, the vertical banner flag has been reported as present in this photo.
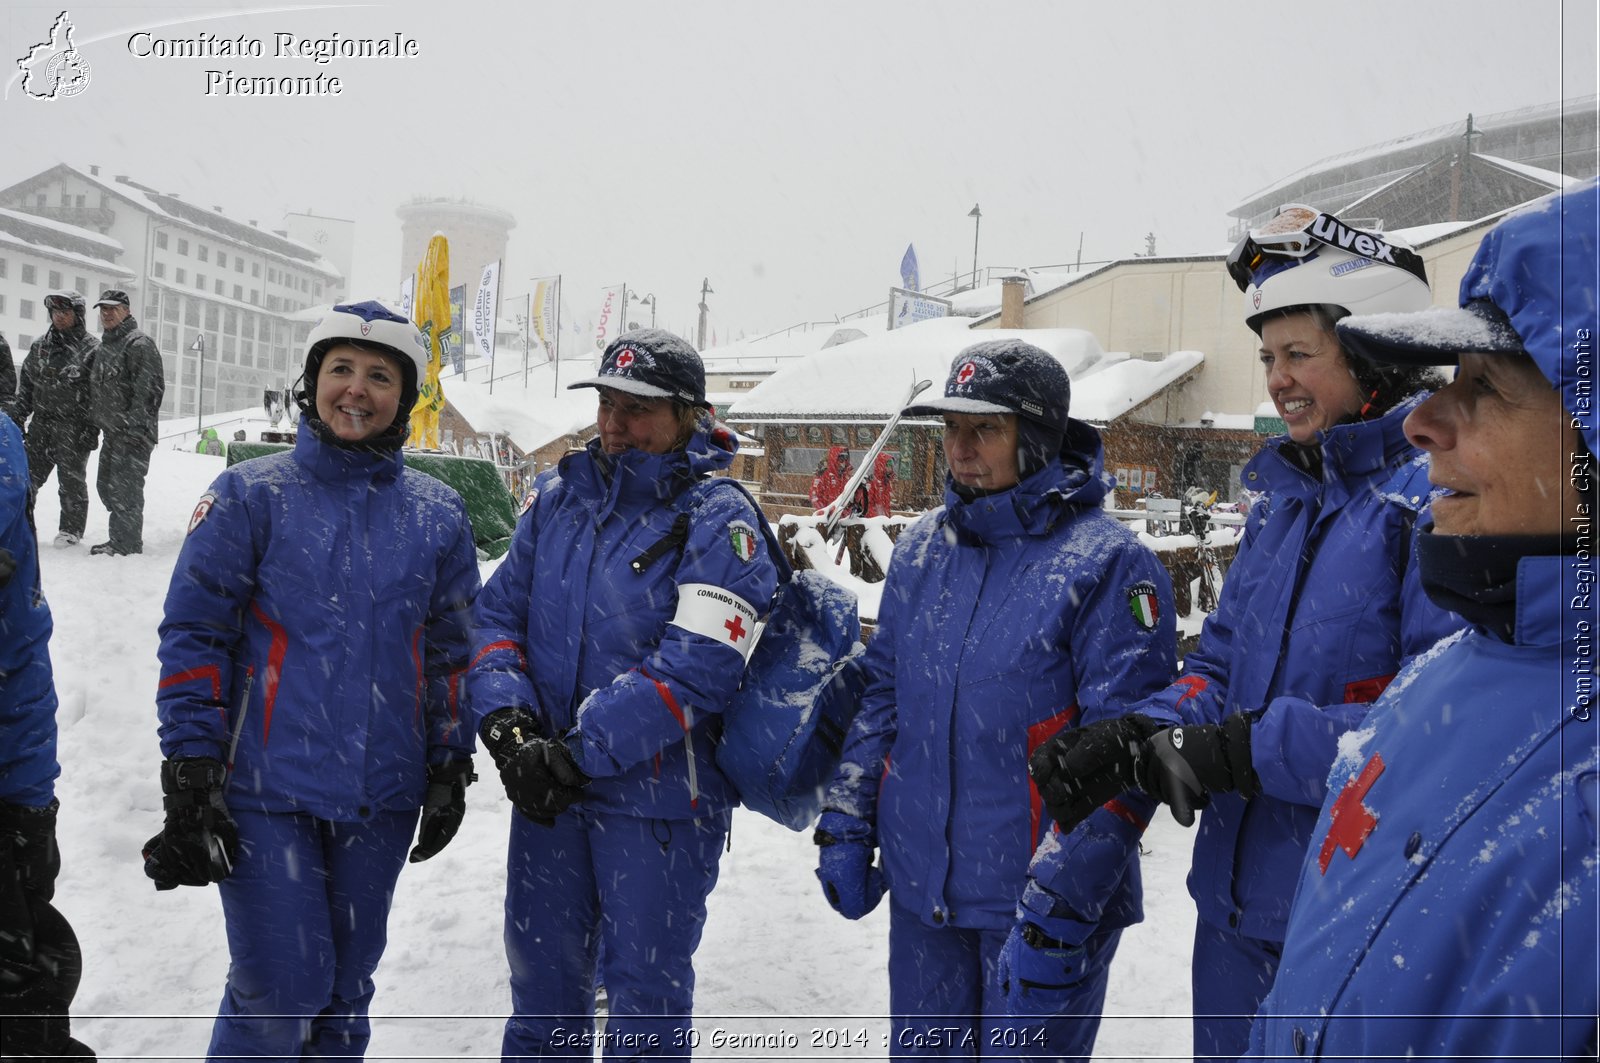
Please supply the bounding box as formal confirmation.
[531,279,554,355]
[445,284,466,375]
[900,243,920,292]
[398,273,416,320]
[594,284,621,354]
[473,259,501,362]
[408,234,449,451]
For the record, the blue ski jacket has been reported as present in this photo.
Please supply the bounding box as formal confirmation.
[1247,553,1598,1061]
[467,424,778,820]
[0,413,59,806]
[156,418,480,819]
[826,423,1178,931]
[1132,396,1461,943]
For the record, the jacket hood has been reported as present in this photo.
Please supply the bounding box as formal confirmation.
[565,417,739,503]
[942,416,1108,543]
[1460,180,1598,454]
[1277,389,1426,484]
[292,414,403,485]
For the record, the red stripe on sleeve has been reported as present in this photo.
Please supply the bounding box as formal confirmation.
[470,639,527,671]
[639,667,689,731]
[1103,797,1150,832]
[1025,704,1080,847]
[158,664,223,702]
[1173,675,1208,708]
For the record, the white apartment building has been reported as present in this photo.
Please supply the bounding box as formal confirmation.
[0,163,344,420]
[0,207,135,360]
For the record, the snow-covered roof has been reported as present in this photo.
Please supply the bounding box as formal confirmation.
[1473,153,1580,189]
[701,319,879,373]
[1199,411,1257,431]
[1231,96,1597,213]
[0,206,123,252]
[1074,351,1204,422]
[726,316,1201,424]
[0,228,133,276]
[53,164,342,277]
[440,356,599,450]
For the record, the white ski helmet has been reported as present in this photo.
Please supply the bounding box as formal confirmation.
[1230,205,1431,333]
[299,300,429,415]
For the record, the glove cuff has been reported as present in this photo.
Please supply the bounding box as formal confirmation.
[428,759,478,786]
[161,757,226,793]
[0,798,60,832]
[814,810,873,847]
[1221,712,1261,799]
[1017,881,1096,949]
[479,707,539,758]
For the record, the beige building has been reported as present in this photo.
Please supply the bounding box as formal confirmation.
[976,218,1500,428]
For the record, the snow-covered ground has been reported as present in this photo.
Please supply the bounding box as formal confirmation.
[36,439,1198,1060]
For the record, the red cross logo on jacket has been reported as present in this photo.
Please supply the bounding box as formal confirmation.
[1318,752,1385,874]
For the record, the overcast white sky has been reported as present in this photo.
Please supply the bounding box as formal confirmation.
[1,0,1594,342]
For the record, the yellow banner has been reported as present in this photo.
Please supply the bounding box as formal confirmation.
[408,234,449,450]
[531,279,551,350]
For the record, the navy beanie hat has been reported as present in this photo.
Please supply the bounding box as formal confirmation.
[566,328,709,408]
[904,338,1071,433]
[906,338,1071,478]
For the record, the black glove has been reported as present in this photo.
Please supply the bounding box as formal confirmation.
[1029,714,1167,834]
[0,799,62,969]
[408,758,476,863]
[141,757,238,890]
[1138,713,1260,827]
[480,708,590,824]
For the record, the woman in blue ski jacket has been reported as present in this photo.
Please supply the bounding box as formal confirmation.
[146,301,481,1060]
[468,329,778,1059]
[1247,179,1599,1063]
[1030,207,1463,1062]
[816,340,1178,1061]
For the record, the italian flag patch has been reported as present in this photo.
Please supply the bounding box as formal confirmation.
[1128,580,1160,630]
[728,521,758,563]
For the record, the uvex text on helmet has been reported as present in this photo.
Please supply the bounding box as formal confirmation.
[1236,208,1431,333]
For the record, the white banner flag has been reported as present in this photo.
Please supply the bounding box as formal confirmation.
[398,273,415,321]
[594,284,621,352]
[473,259,501,362]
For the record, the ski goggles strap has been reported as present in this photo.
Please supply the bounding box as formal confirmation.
[1226,204,1429,291]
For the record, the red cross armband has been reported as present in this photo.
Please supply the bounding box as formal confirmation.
[670,583,760,661]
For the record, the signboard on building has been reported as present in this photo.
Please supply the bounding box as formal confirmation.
[887,287,952,330]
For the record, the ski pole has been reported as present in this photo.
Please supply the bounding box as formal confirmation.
[818,375,932,543]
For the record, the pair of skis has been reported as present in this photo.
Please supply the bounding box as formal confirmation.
[816,376,932,562]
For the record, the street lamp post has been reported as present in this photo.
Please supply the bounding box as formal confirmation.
[696,278,713,351]
[640,293,656,328]
[968,203,982,291]
[190,332,207,434]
